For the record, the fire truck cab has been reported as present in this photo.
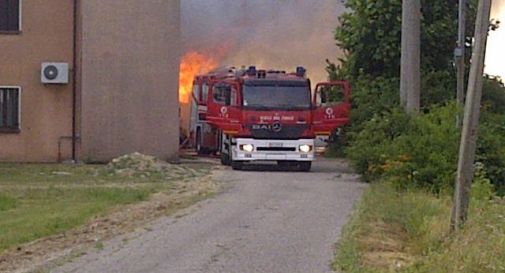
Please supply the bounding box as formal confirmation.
[189,66,350,171]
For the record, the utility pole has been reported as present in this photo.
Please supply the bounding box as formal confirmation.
[451,0,492,231]
[400,0,421,113]
[456,0,467,106]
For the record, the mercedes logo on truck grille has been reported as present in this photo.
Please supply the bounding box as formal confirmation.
[272,122,282,133]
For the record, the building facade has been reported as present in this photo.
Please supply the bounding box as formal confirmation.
[0,0,181,162]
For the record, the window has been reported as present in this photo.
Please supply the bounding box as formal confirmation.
[316,84,346,107]
[213,84,231,105]
[212,84,238,106]
[0,87,20,133]
[0,0,21,33]
[243,81,311,110]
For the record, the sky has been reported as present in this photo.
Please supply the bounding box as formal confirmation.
[485,1,504,78]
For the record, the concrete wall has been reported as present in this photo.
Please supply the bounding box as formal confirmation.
[0,0,74,162]
[79,0,181,162]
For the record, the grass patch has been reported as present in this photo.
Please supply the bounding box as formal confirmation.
[0,194,17,211]
[0,163,210,254]
[334,182,505,273]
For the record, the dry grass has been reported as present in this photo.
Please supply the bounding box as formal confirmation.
[359,221,414,270]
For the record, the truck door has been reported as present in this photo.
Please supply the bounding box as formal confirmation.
[312,81,351,135]
[206,81,242,134]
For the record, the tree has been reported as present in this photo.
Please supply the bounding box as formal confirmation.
[333,0,458,80]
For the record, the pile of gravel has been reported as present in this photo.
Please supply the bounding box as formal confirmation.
[108,152,206,180]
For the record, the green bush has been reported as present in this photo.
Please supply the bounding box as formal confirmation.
[471,163,495,201]
[347,103,460,193]
[349,76,400,131]
[325,75,400,156]
[478,113,505,194]
[329,70,455,152]
[421,70,455,108]
[347,100,505,194]
[392,105,461,192]
[346,108,412,181]
[482,77,505,115]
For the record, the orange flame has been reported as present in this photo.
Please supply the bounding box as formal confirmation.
[179,51,218,104]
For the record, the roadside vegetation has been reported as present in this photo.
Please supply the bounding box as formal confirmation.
[0,154,212,255]
[335,182,505,273]
[329,0,505,272]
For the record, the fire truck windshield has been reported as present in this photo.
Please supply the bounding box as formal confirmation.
[243,81,311,110]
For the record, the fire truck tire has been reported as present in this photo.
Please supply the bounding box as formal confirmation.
[220,153,231,166]
[231,160,243,170]
[299,162,312,172]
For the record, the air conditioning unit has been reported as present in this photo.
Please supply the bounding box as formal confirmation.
[41,62,69,84]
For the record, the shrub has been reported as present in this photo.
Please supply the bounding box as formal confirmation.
[347,103,461,193]
[347,99,505,194]
[478,113,505,194]
[421,70,455,108]
[348,76,400,131]
[471,163,495,201]
[345,108,413,181]
[388,104,461,192]
[482,77,505,115]
[330,70,455,153]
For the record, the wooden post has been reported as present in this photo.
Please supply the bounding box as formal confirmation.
[456,0,467,106]
[400,0,421,113]
[451,0,492,231]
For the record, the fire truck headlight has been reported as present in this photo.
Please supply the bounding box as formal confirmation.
[299,145,313,153]
[241,144,254,152]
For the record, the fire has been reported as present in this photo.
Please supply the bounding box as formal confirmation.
[179,51,218,103]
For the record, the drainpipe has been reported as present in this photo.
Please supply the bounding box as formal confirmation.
[71,0,78,162]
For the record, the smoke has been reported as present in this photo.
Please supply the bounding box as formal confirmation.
[486,1,505,78]
[181,0,346,83]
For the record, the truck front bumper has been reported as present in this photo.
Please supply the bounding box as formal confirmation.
[232,138,315,162]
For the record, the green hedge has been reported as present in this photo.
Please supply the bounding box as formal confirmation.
[346,102,505,194]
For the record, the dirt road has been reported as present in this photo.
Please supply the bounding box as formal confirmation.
[53,158,365,273]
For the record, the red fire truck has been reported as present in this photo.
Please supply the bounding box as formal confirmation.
[188,66,351,171]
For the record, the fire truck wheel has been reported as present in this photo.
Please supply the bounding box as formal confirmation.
[231,160,243,170]
[299,162,312,172]
[220,153,231,166]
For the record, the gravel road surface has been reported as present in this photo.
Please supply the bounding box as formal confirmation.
[53,158,365,273]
